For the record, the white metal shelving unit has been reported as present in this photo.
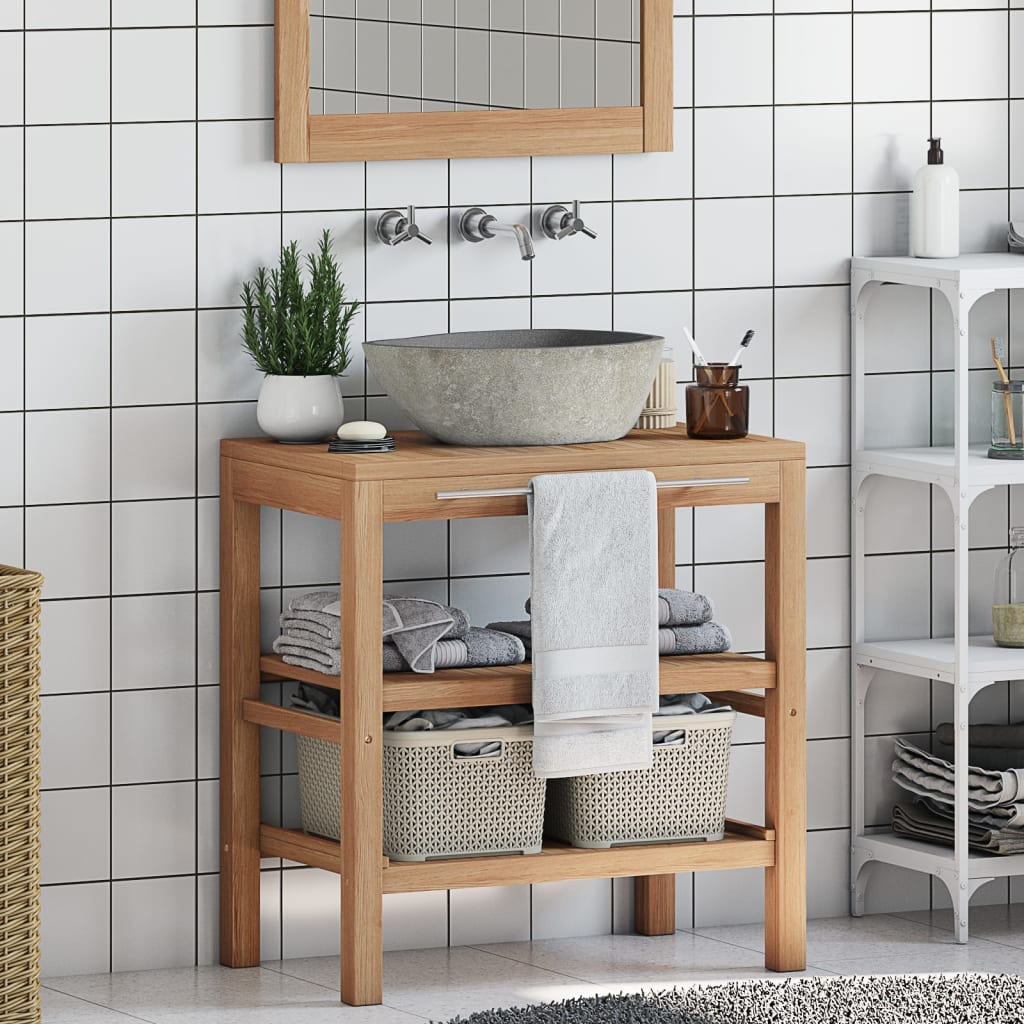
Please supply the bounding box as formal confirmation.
[851,253,1024,943]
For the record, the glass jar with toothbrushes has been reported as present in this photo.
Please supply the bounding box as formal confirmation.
[989,337,1023,460]
[683,327,752,440]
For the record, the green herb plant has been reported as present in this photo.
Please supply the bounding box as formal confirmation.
[241,229,360,377]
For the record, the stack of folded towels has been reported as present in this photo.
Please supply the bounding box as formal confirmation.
[272,591,526,675]
[487,587,731,659]
[891,736,1024,856]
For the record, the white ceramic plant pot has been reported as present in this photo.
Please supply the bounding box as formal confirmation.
[256,374,344,444]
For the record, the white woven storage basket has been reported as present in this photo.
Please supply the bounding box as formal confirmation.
[296,724,547,862]
[545,711,735,849]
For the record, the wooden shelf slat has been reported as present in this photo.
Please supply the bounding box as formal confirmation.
[260,652,775,711]
[242,698,339,743]
[716,690,767,718]
[259,824,774,891]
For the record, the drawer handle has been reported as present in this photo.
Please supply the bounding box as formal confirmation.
[435,477,750,500]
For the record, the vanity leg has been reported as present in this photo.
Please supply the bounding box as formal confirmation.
[635,506,678,936]
[339,480,385,1006]
[219,459,262,967]
[763,459,807,972]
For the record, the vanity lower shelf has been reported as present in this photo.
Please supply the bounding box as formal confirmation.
[259,651,774,714]
[260,823,776,893]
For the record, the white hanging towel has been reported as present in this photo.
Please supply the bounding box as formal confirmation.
[529,470,659,779]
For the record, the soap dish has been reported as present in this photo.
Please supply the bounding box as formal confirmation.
[328,435,396,454]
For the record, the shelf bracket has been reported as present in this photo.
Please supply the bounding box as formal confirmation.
[850,846,877,917]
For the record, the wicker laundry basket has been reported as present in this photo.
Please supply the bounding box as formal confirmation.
[545,711,735,849]
[0,565,43,1022]
[297,724,547,862]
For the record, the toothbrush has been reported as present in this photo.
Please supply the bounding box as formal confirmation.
[992,336,1017,447]
[728,330,755,367]
[683,326,708,366]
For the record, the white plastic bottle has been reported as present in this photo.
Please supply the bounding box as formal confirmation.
[911,138,959,259]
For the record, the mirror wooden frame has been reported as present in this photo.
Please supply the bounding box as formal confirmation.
[275,0,673,163]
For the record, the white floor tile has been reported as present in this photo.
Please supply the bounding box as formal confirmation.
[477,931,764,985]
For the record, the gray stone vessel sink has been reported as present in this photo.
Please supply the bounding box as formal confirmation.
[363,329,665,447]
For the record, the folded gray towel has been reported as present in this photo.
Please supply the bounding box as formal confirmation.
[282,599,471,645]
[524,587,712,628]
[487,620,533,655]
[658,588,714,626]
[933,739,1024,772]
[529,469,659,779]
[485,620,731,658]
[280,591,473,674]
[664,622,731,655]
[892,802,1024,856]
[273,627,526,677]
[892,738,1024,811]
[935,722,1024,751]
[916,793,1024,831]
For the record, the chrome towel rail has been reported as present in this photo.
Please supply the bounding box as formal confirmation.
[435,477,750,500]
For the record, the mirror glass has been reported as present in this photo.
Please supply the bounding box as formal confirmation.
[310,1,641,114]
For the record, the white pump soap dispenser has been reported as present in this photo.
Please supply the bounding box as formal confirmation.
[911,137,959,259]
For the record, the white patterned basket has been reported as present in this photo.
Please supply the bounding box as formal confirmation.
[545,711,735,849]
[296,725,547,862]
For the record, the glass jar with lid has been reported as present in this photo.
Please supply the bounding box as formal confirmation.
[993,527,1024,647]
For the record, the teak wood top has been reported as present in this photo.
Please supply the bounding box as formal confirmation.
[222,427,805,483]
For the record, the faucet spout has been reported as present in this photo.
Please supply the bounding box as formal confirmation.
[488,221,536,261]
[458,207,536,261]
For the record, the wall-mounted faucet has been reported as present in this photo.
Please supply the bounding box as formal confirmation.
[375,205,432,246]
[541,200,598,241]
[459,207,535,261]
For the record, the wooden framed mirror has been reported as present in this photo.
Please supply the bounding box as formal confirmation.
[275,0,672,163]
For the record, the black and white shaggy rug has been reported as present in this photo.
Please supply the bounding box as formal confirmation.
[445,974,1024,1024]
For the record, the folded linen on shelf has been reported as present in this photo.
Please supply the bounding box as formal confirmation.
[892,802,1024,856]
[935,721,1024,751]
[280,591,470,673]
[485,619,731,658]
[290,687,532,759]
[656,693,732,716]
[384,704,534,732]
[915,793,1024,832]
[892,738,1024,812]
[528,470,659,779]
[933,740,1024,773]
[524,587,714,628]
[273,626,526,676]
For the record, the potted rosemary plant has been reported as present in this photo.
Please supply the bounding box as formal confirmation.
[241,229,360,443]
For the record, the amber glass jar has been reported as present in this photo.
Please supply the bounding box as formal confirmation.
[685,364,749,439]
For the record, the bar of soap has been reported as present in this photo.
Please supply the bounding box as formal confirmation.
[336,420,388,441]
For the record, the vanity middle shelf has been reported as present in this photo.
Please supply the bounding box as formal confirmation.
[256,652,772,732]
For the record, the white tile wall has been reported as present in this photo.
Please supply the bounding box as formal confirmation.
[2,1,1020,980]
